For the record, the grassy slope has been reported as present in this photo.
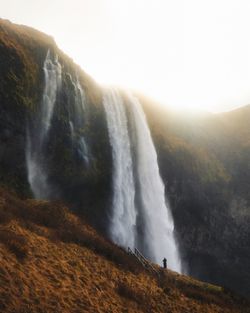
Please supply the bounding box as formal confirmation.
[0,188,249,313]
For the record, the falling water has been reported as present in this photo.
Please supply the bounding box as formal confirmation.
[26,50,62,199]
[103,89,181,272]
[68,74,90,166]
[127,92,181,271]
[39,50,62,141]
[103,89,137,248]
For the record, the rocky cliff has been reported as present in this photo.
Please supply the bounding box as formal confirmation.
[1,19,250,298]
[0,19,112,232]
[142,99,250,297]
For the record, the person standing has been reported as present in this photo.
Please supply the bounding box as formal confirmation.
[163,258,167,269]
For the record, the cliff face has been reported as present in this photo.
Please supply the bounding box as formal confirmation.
[1,19,250,298]
[142,99,250,297]
[0,19,112,231]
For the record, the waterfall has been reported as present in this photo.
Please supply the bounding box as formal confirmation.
[68,74,90,166]
[127,92,181,271]
[26,50,62,199]
[103,89,181,272]
[40,51,62,137]
[103,89,137,248]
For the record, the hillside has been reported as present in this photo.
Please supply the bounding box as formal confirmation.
[0,188,249,313]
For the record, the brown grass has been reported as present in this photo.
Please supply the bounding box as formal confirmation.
[0,187,249,313]
[0,228,28,260]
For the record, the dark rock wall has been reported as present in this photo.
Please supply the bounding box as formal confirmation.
[141,97,250,297]
[0,19,48,195]
[0,19,112,231]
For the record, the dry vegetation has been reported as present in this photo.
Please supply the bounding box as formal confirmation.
[0,187,249,313]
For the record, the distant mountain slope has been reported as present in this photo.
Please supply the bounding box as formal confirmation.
[0,188,249,313]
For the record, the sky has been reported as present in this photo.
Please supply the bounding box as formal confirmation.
[1,0,250,112]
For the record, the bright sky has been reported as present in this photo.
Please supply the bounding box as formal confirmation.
[1,0,250,112]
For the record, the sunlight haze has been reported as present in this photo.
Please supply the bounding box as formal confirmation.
[1,0,250,112]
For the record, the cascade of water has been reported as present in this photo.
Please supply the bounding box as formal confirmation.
[103,89,137,249]
[40,50,62,142]
[68,74,90,166]
[26,50,62,199]
[127,92,181,272]
[103,89,181,272]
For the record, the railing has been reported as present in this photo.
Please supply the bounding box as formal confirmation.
[127,247,134,255]
[127,247,159,277]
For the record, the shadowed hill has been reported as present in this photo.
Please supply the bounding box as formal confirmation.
[0,188,249,313]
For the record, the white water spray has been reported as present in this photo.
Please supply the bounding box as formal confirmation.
[127,92,181,271]
[68,74,90,166]
[103,89,137,248]
[103,89,181,272]
[26,50,62,199]
[40,50,62,141]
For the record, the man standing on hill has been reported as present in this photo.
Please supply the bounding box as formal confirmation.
[163,258,167,269]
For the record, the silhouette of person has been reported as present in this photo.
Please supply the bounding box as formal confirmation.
[163,257,167,269]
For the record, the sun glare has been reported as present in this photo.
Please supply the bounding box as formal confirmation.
[2,0,250,112]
